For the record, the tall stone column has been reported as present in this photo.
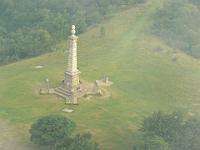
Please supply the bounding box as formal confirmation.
[64,25,80,104]
[67,25,79,73]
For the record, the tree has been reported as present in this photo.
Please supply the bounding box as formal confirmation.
[136,111,200,150]
[142,111,184,144]
[0,0,146,65]
[133,135,170,150]
[173,118,200,150]
[5,27,53,59]
[30,115,75,149]
[68,133,100,150]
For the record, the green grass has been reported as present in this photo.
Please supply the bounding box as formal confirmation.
[1,0,200,149]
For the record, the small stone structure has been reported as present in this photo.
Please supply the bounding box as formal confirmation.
[40,25,112,104]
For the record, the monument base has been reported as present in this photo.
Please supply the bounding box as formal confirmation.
[40,77,113,105]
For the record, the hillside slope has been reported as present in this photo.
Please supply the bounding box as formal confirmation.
[0,0,200,150]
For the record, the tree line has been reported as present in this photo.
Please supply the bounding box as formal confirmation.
[0,0,145,65]
[30,111,200,150]
[133,111,200,150]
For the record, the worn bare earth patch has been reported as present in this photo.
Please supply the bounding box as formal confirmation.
[0,121,41,150]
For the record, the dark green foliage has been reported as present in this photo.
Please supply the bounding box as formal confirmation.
[3,28,53,58]
[151,0,200,59]
[133,111,200,150]
[30,115,75,148]
[30,115,100,150]
[0,0,145,65]
[142,111,183,144]
[68,133,100,150]
[174,118,200,150]
[133,134,170,150]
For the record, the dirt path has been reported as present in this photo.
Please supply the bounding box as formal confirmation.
[0,121,40,150]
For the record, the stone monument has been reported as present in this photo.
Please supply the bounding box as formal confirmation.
[55,25,81,104]
[40,25,113,105]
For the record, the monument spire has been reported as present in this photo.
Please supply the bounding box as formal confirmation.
[67,25,79,73]
[71,25,76,35]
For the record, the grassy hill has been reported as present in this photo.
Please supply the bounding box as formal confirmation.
[1,0,200,149]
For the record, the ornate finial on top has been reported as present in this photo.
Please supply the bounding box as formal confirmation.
[71,25,76,35]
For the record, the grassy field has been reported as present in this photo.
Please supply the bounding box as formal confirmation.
[1,0,200,149]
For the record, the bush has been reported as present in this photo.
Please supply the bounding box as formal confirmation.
[30,115,100,150]
[30,115,75,149]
